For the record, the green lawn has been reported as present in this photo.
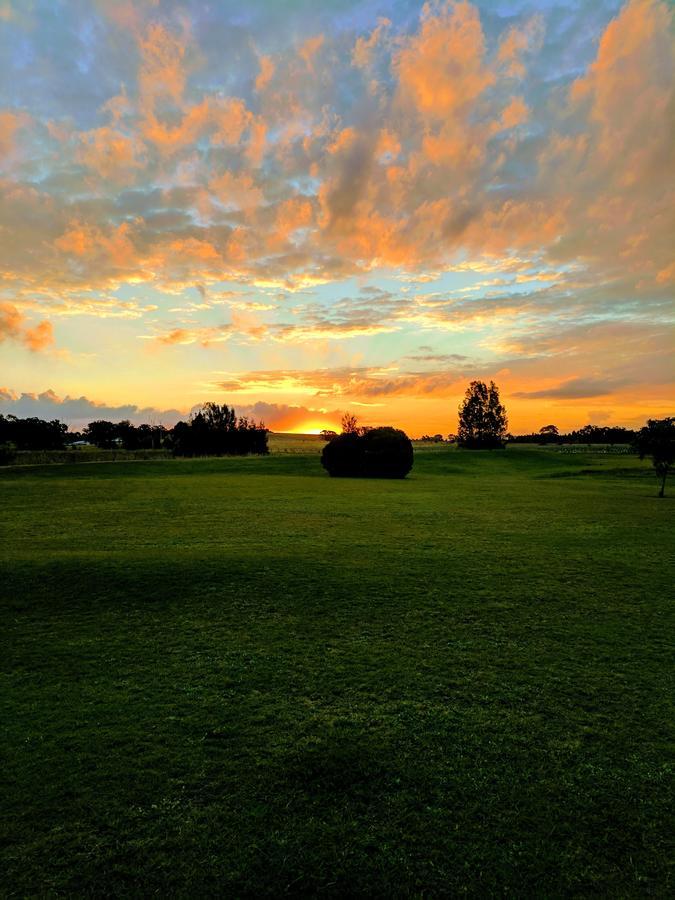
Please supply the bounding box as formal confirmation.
[1,446,673,896]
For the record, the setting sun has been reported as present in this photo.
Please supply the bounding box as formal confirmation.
[285,423,335,436]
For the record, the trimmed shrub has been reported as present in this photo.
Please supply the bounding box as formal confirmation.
[320,432,362,477]
[321,427,413,478]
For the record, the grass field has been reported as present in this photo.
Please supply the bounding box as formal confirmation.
[1,445,673,896]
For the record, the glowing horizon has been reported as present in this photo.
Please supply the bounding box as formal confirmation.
[1,0,673,435]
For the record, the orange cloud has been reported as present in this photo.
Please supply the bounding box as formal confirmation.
[23,319,54,351]
[210,170,263,212]
[211,97,253,146]
[246,118,267,166]
[299,34,325,71]
[497,15,545,79]
[141,98,211,154]
[499,96,529,130]
[541,0,675,278]
[570,0,672,157]
[255,55,275,92]
[153,324,231,346]
[0,302,53,351]
[137,21,187,109]
[274,196,314,243]
[352,17,391,69]
[166,237,221,262]
[77,126,144,182]
[327,127,357,155]
[54,223,93,256]
[55,221,136,268]
[0,110,29,159]
[394,1,493,120]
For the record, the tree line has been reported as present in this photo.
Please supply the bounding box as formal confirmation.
[508,424,637,445]
[1,385,672,496]
[0,403,268,457]
[0,415,68,451]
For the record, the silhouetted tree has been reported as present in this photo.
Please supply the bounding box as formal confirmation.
[635,417,675,498]
[321,426,413,478]
[136,423,167,449]
[84,420,119,449]
[341,412,360,434]
[170,403,268,456]
[538,424,560,445]
[115,420,139,450]
[201,402,237,431]
[0,414,67,450]
[320,429,337,440]
[419,434,444,443]
[457,381,508,449]
[509,425,636,445]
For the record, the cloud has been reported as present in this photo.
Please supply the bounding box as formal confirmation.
[512,377,629,400]
[0,0,669,298]
[394,1,493,121]
[540,0,674,280]
[0,303,54,351]
[76,126,145,183]
[214,362,473,400]
[0,388,342,433]
[0,109,29,160]
[255,55,275,93]
[233,400,342,432]
[298,34,325,72]
[497,14,545,79]
[23,320,54,352]
[0,388,185,429]
[151,324,232,346]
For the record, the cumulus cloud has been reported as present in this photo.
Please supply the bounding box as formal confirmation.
[1,0,669,296]
[0,389,184,429]
[0,303,54,351]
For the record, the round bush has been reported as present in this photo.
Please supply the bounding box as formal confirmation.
[321,427,413,478]
[320,432,363,477]
[362,427,413,478]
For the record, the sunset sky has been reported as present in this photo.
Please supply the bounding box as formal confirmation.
[1,0,673,434]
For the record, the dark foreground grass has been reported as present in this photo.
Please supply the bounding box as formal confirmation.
[1,447,673,896]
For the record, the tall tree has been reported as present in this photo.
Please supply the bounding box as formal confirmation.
[635,417,675,498]
[457,381,508,449]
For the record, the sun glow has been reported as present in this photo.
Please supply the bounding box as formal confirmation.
[287,422,335,435]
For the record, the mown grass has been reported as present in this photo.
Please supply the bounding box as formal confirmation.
[1,446,673,896]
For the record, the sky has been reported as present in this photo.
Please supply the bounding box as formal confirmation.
[0,0,673,435]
